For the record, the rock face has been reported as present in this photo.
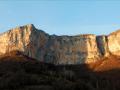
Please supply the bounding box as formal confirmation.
[0,24,120,64]
[44,35,100,64]
[108,30,120,56]
[96,35,109,57]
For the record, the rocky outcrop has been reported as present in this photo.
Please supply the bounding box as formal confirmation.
[108,30,120,56]
[0,24,49,62]
[45,35,100,64]
[0,24,120,64]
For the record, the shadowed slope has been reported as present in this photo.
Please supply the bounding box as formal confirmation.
[0,52,120,90]
[88,55,120,71]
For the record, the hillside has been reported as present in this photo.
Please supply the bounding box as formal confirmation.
[0,51,119,90]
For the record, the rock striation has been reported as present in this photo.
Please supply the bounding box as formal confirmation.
[0,24,119,64]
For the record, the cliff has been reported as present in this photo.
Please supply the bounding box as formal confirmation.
[0,24,119,64]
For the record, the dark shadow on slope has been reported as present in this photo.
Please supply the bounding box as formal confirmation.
[0,52,120,90]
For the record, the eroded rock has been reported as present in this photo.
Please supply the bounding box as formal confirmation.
[0,24,119,64]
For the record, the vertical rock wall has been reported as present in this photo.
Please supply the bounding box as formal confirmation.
[0,24,120,64]
[108,30,120,56]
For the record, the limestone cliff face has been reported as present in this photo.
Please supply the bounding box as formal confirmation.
[0,24,49,62]
[108,30,120,56]
[0,24,120,64]
[45,35,100,64]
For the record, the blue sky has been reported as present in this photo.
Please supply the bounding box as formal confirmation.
[0,0,120,35]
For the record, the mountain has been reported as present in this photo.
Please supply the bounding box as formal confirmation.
[0,24,120,64]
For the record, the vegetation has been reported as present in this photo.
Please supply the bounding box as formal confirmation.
[0,51,119,90]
